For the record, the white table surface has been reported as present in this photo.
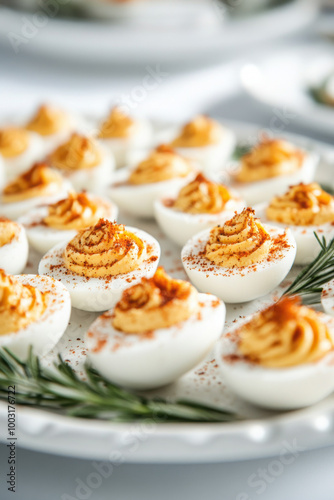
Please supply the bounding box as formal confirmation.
[1,442,334,500]
[1,8,334,499]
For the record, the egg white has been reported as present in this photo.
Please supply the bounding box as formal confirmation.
[154,193,245,247]
[181,225,296,303]
[0,179,72,221]
[229,152,318,206]
[97,120,153,168]
[3,132,45,182]
[0,274,71,360]
[38,226,161,312]
[85,293,225,390]
[18,197,118,254]
[108,167,195,219]
[50,145,115,195]
[0,221,28,274]
[216,311,334,410]
[173,128,236,174]
[321,280,334,317]
[255,202,332,265]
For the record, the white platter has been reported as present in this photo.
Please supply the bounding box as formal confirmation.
[0,0,316,64]
[1,121,334,463]
[241,43,334,136]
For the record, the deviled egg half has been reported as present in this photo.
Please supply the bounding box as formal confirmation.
[0,218,28,274]
[229,137,318,205]
[108,145,196,218]
[0,126,44,181]
[217,296,334,409]
[169,115,236,173]
[256,182,334,265]
[97,106,152,168]
[25,104,80,154]
[0,163,71,220]
[39,218,160,312]
[19,191,118,254]
[154,173,245,246]
[0,269,71,360]
[48,133,115,194]
[86,267,225,390]
[182,207,296,303]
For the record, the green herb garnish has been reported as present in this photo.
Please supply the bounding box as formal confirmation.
[0,347,236,422]
[284,233,334,305]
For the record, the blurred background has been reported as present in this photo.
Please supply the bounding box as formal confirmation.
[1,1,334,499]
[0,0,332,131]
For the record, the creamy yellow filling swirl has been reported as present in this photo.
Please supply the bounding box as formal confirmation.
[44,192,108,231]
[237,138,304,183]
[171,115,223,148]
[112,267,198,333]
[267,183,334,226]
[205,208,271,268]
[98,107,135,139]
[238,297,334,368]
[0,270,48,336]
[173,173,231,214]
[0,219,18,247]
[0,128,29,158]
[64,219,146,278]
[2,163,64,203]
[129,145,192,185]
[26,105,69,136]
[50,134,101,171]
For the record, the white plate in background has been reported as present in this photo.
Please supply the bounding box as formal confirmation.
[0,0,317,64]
[1,121,334,463]
[241,43,334,136]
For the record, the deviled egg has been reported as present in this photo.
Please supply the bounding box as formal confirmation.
[229,137,318,205]
[108,145,196,218]
[48,133,115,194]
[19,191,118,254]
[0,218,28,274]
[0,269,71,360]
[0,126,44,181]
[0,163,71,220]
[25,104,79,154]
[97,106,152,168]
[217,296,334,409]
[256,182,334,265]
[39,218,160,312]
[169,115,236,173]
[154,173,245,246]
[86,267,225,390]
[182,207,296,303]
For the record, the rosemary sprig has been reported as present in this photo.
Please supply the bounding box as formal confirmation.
[0,348,236,423]
[232,143,252,160]
[283,233,334,305]
[320,184,334,197]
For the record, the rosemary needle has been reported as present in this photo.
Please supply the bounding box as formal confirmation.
[283,232,334,305]
[0,347,236,423]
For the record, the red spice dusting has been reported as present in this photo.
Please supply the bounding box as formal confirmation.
[163,198,174,207]
[223,354,243,364]
[147,255,158,263]
[92,338,107,353]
